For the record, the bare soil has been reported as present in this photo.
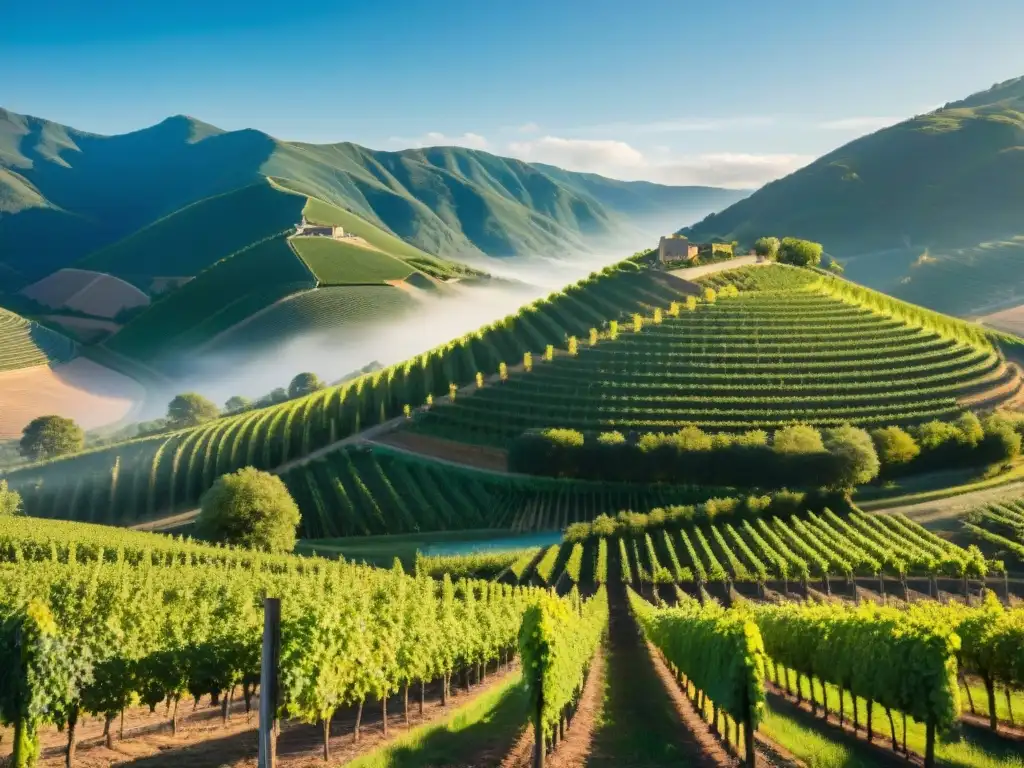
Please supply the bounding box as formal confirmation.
[370,431,509,472]
[22,268,149,319]
[0,358,143,439]
[10,668,518,768]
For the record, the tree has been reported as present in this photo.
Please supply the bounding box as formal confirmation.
[777,238,823,267]
[871,426,920,468]
[195,467,301,553]
[753,236,780,261]
[166,393,219,429]
[288,372,324,400]
[20,415,84,460]
[224,396,252,413]
[823,424,880,488]
[0,480,21,516]
[772,424,825,454]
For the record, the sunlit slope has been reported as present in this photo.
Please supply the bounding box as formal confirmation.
[78,180,308,288]
[683,76,1024,314]
[102,235,314,369]
[0,306,76,370]
[409,265,1019,445]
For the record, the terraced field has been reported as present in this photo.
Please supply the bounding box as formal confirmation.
[408,267,1020,446]
[0,307,76,371]
[205,284,419,353]
[290,236,417,284]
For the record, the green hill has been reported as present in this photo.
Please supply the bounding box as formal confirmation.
[290,237,416,285]
[682,76,1024,315]
[103,234,315,369]
[411,264,1018,445]
[0,107,742,289]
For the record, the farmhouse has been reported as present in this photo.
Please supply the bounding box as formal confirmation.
[295,216,346,238]
[657,235,734,264]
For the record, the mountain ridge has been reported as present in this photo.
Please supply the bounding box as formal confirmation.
[0,108,745,289]
[681,75,1024,315]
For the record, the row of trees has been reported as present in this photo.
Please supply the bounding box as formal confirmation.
[510,423,880,489]
[752,236,824,267]
[509,413,1021,489]
[12,373,328,463]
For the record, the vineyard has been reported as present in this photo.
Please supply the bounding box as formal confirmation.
[3,501,1024,768]
[964,495,1024,565]
[437,503,1007,600]
[4,260,713,527]
[290,237,417,285]
[409,267,1019,446]
[0,307,76,371]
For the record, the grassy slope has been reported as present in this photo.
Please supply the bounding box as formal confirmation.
[104,234,314,366]
[347,672,527,768]
[204,284,417,354]
[683,76,1024,314]
[290,236,415,284]
[78,180,308,286]
[299,194,469,279]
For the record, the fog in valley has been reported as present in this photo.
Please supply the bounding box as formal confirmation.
[165,248,638,413]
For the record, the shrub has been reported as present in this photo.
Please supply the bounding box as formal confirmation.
[288,372,324,399]
[772,424,825,454]
[822,424,880,488]
[871,426,920,467]
[0,480,21,516]
[19,415,84,460]
[167,393,219,429]
[753,236,780,260]
[195,467,301,553]
[777,237,823,267]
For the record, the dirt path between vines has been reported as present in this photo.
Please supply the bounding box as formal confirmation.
[20,666,519,768]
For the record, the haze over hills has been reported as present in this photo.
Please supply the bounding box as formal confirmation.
[0,108,746,288]
[682,75,1024,316]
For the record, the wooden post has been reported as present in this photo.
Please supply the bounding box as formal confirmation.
[924,719,936,768]
[533,683,545,768]
[258,597,281,768]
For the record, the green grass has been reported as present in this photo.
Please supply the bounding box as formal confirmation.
[206,284,417,354]
[301,196,467,279]
[0,306,76,371]
[770,665,1024,768]
[858,462,1024,512]
[760,706,877,768]
[104,233,314,367]
[291,236,415,284]
[79,180,307,286]
[346,672,527,768]
[297,529,529,568]
[961,681,1024,727]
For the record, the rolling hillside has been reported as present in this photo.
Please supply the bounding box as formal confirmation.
[683,76,1024,315]
[0,107,743,290]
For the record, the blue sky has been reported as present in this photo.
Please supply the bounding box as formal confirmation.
[4,0,1023,187]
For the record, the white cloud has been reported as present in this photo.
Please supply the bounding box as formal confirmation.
[817,116,902,131]
[388,131,490,150]
[506,135,810,188]
[507,136,646,170]
[517,122,541,134]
